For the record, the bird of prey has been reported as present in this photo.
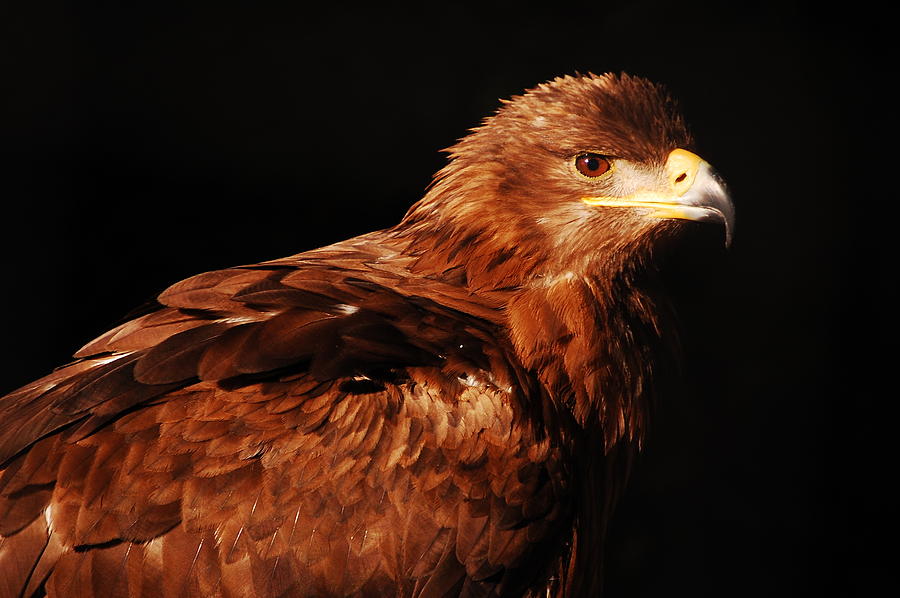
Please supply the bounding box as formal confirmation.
[0,73,733,597]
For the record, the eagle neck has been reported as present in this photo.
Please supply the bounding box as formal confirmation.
[506,264,669,598]
[506,263,667,451]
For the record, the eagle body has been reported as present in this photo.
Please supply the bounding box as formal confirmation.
[0,74,732,597]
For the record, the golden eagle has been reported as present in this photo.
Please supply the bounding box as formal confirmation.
[0,73,733,597]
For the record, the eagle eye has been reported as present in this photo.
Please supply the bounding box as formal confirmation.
[574,153,611,178]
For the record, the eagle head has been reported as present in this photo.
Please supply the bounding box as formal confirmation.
[400,72,734,289]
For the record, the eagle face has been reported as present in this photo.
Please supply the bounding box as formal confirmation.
[406,73,733,284]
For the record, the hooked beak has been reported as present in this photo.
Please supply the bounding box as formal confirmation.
[582,149,735,246]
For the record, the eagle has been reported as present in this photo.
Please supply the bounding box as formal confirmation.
[0,73,733,597]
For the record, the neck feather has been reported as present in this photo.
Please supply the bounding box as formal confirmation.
[392,172,676,446]
[506,267,669,450]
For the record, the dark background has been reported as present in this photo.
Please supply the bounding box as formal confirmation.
[0,2,889,596]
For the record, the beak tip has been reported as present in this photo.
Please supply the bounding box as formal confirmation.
[685,163,734,249]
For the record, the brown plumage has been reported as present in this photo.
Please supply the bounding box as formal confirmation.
[0,73,733,597]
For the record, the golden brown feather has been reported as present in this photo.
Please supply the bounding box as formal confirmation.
[0,73,731,597]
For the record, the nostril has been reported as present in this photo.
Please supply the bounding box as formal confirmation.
[675,172,687,183]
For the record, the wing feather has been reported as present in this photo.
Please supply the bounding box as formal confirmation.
[0,238,578,597]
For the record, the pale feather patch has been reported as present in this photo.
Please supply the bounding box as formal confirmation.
[217,315,263,324]
[457,370,512,394]
[90,351,136,365]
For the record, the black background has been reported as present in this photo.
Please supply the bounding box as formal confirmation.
[0,2,889,596]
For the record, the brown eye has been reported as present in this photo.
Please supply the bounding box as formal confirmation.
[575,153,611,177]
